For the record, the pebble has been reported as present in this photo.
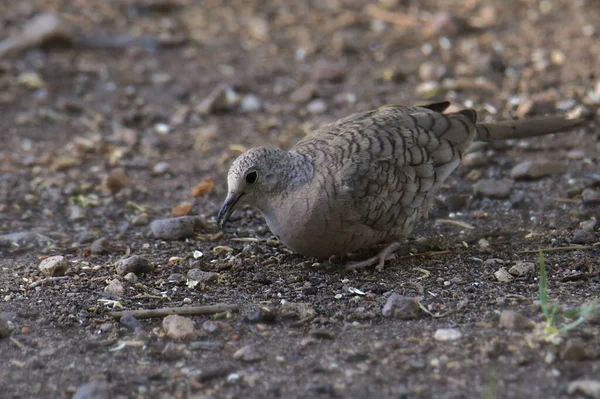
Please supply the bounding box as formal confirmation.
[72,380,109,399]
[38,255,70,276]
[567,380,600,398]
[104,279,125,296]
[494,267,514,282]
[90,237,119,255]
[115,255,153,276]
[132,213,149,226]
[163,315,195,340]
[582,189,600,205]
[245,306,277,323]
[473,179,511,199]
[0,317,11,339]
[150,216,200,240]
[289,83,318,103]
[311,60,344,82]
[560,338,594,361]
[162,342,189,360]
[197,83,236,115]
[278,302,315,320]
[102,168,131,194]
[152,161,170,175]
[119,315,144,332]
[498,310,534,330]
[123,272,138,283]
[202,320,220,334]
[571,229,597,245]
[567,149,586,160]
[483,258,505,267]
[306,99,328,114]
[433,328,462,341]
[190,341,224,351]
[187,269,219,283]
[510,160,563,180]
[309,329,336,340]
[0,231,53,249]
[233,345,263,362]
[382,293,420,319]
[240,94,262,113]
[508,262,535,277]
[68,205,86,221]
[579,218,597,232]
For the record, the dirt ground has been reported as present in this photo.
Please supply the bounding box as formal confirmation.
[1,0,600,398]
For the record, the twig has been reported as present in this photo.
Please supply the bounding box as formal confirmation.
[562,272,600,282]
[517,243,600,254]
[551,197,581,204]
[365,5,420,28]
[107,304,239,319]
[29,276,70,289]
[396,250,451,261]
[435,219,475,230]
[10,337,27,351]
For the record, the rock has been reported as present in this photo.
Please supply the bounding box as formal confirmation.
[508,262,535,277]
[104,279,125,296]
[72,380,109,399]
[433,328,462,341]
[240,94,261,113]
[150,216,200,240]
[102,168,131,194]
[233,345,262,362]
[168,273,186,283]
[162,342,189,361]
[190,341,224,351]
[123,272,138,283]
[90,237,120,255]
[245,306,277,323]
[196,84,236,115]
[498,310,534,330]
[483,258,505,267]
[0,317,11,339]
[0,231,54,249]
[306,99,327,114]
[289,83,318,103]
[473,179,511,199]
[567,149,586,160]
[311,60,344,82]
[567,380,600,398]
[186,269,219,283]
[571,229,597,245]
[0,13,70,59]
[382,293,420,319]
[202,320,220,334]
[152,161,170,175]
[115,255,152,276]
[309,329,336,340]
[582,189,600,205]
[510,160,563,180]
[163,315,194,339]
[579,218,597,232]
[561,338,594,361]
[494,267,514,282]
[38,255,70,276]
[278,302,315,320]
[119,315,144,332]
[68,205,86,221]
[132,213,149,226]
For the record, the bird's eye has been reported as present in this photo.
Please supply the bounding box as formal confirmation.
[245,171,258,184]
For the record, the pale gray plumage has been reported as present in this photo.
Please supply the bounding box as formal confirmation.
[217,101,583,269]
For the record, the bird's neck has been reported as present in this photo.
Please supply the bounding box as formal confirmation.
[280,150,314,191]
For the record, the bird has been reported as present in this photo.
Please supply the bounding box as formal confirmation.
[217,101,584,270]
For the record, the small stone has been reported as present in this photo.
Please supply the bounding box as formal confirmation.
[477,238,491,252]
[498,310,534,330]
[240,94,261,113]
[433,328,462,341]
[289,83,318,103]
[278,302,315,320]
[90,237,119,255]
[190,340,224,351]
[104,279,125,296]
[72,380,109,399]
[309,329,336,340]
[162,315,195,340]
[115,255,153,276]
[508,262,535,277]
[102,168,131,194]
[99,323,113,333]
[187,269,219,283]
[510,160,563,180]
[579,218,597,232]
[494,267,514,282]
[191,178,215,197]
[38,255,70,276]
[132,213,149,226]
[197,84,236,115]
[306,99,327,114]
[311,60,344,82]
[162,342,189,361]
[561,338,593,361]
[123,272,138,283]
[0,318,11,339]
[154,123,171,135]
[119,315,144,332]
[571,229,597,245]
[567,380,600,399]
[382,293,420,319]
[483,258,504,267]
[168,273,186,283]
[152,161,170,175]
[18,72,45,89]
[0,231,54,249]
[567,149,586,160]
[68,205,86,221]
[150,216,200,240]
[461,152,485,167]
[582,189,600,205]
[473,179,511,199]
[233,345,262,362]
[245,306,277,323]
[202,320,220,334]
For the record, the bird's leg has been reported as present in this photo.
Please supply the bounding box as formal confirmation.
[345,241,401,271]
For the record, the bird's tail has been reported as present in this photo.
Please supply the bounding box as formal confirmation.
[475,116,585,141]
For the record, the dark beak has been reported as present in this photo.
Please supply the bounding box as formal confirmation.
[217,192,244,227]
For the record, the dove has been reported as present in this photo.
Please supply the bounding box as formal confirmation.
[217,101,583,270]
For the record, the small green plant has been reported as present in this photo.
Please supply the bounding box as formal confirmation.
[538,250,597,337]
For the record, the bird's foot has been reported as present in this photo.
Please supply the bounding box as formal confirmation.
[345,242,401,271]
